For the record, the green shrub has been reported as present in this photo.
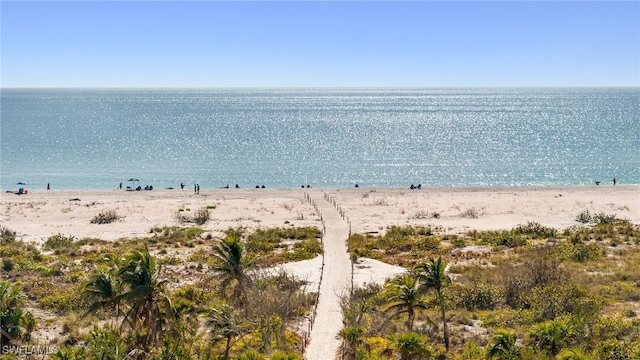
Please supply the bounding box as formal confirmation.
[284,239,322,261]
[515,221,558,239]
[575,210,624,225]
[455,281,503,310]
[460,340,484,360]
[268,351,301,360]
[386,225,434,237]
[554,242,604,262]
[492,231,528,248]
[0,281,35,346]
[245,227,322,263]
[593,339,633,360]
[576,210,593,224]
[90,209,120,224]
[593,212,622,225]
[527,319,572,356]
[590,314,637,343]
[87,327,127,360]
[51,346,86,360]
[0,226,16,244]
[43,234,78,254]
[39,285,88,313]
[2,258,14,272]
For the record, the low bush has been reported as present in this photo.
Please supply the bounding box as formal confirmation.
[0,226,16,243]
[575,210,624,225]
[43,233,78,254]
[176,207,210,225]
[454,281,503,310]
[515,221,558,239]
[284,239,322,261]
[90,209,120,224]
[553,242,604,262]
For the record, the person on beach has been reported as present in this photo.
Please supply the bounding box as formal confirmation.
[613,177,617,185]
[180,182,185,189]
[47,183,50,190]
[119,182,122,190]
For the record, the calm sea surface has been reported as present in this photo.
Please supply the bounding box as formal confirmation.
[1,88,638,190]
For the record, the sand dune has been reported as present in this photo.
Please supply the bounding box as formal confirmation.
[2,185,638,359]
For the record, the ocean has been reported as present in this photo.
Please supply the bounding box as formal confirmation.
[1,88,638,190]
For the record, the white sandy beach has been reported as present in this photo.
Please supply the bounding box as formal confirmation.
[2,185,637,244]
[2,185,638,359]
[2,186,638,284]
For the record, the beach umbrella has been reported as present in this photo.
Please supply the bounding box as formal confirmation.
[17,181,26,185]
[128,178,139,188]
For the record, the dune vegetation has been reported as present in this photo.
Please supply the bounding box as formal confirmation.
[1,215,639,359]
[1,225,321,360]
[344,220,640,359]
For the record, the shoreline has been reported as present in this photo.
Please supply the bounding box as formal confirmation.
[5,182,635,193]
[2,185,638,245]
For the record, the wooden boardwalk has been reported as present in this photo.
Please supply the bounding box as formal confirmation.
[304,192,352,360]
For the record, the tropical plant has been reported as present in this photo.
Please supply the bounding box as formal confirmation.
[82,265,121,322]
[43,233,78,254]
[486,330,519,360]
[236,350,266,360]
[593,338,633,360]
[86,326,127,360]
[389,332,433,360]
[527,319,571,356]
[212,231,252,303]
[50,346,87,360]
[337,326,365,360]
[383,274,429,332]
[460,340,485,360]
[268,351,301,360]
[557,347,589,360]
[116,247,172,348]
[206,304,250,360]
[414,256,451,351]
[0,280,34,346]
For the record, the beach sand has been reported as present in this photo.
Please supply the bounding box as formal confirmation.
[3,186,638,245]
[2,185,638,359]
[2,185,639,283]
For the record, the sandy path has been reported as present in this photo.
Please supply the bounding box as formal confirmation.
[304,193,352,360]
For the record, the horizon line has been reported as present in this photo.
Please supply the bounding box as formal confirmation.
[2,85,639,90]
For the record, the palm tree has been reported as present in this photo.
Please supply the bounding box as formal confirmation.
[528,319,570,356]
[390,332,432,360]
[116,247,172,348]
[206,304,249,360]
[383,274,429,332]
[486,330,519,360]
[415,257,451,351]
[82,265,121,322]
[557,347,589,360]
[0,280,34,346]
[212,231,252,303]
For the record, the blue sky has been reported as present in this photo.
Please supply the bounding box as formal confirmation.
[1,1,638,87]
